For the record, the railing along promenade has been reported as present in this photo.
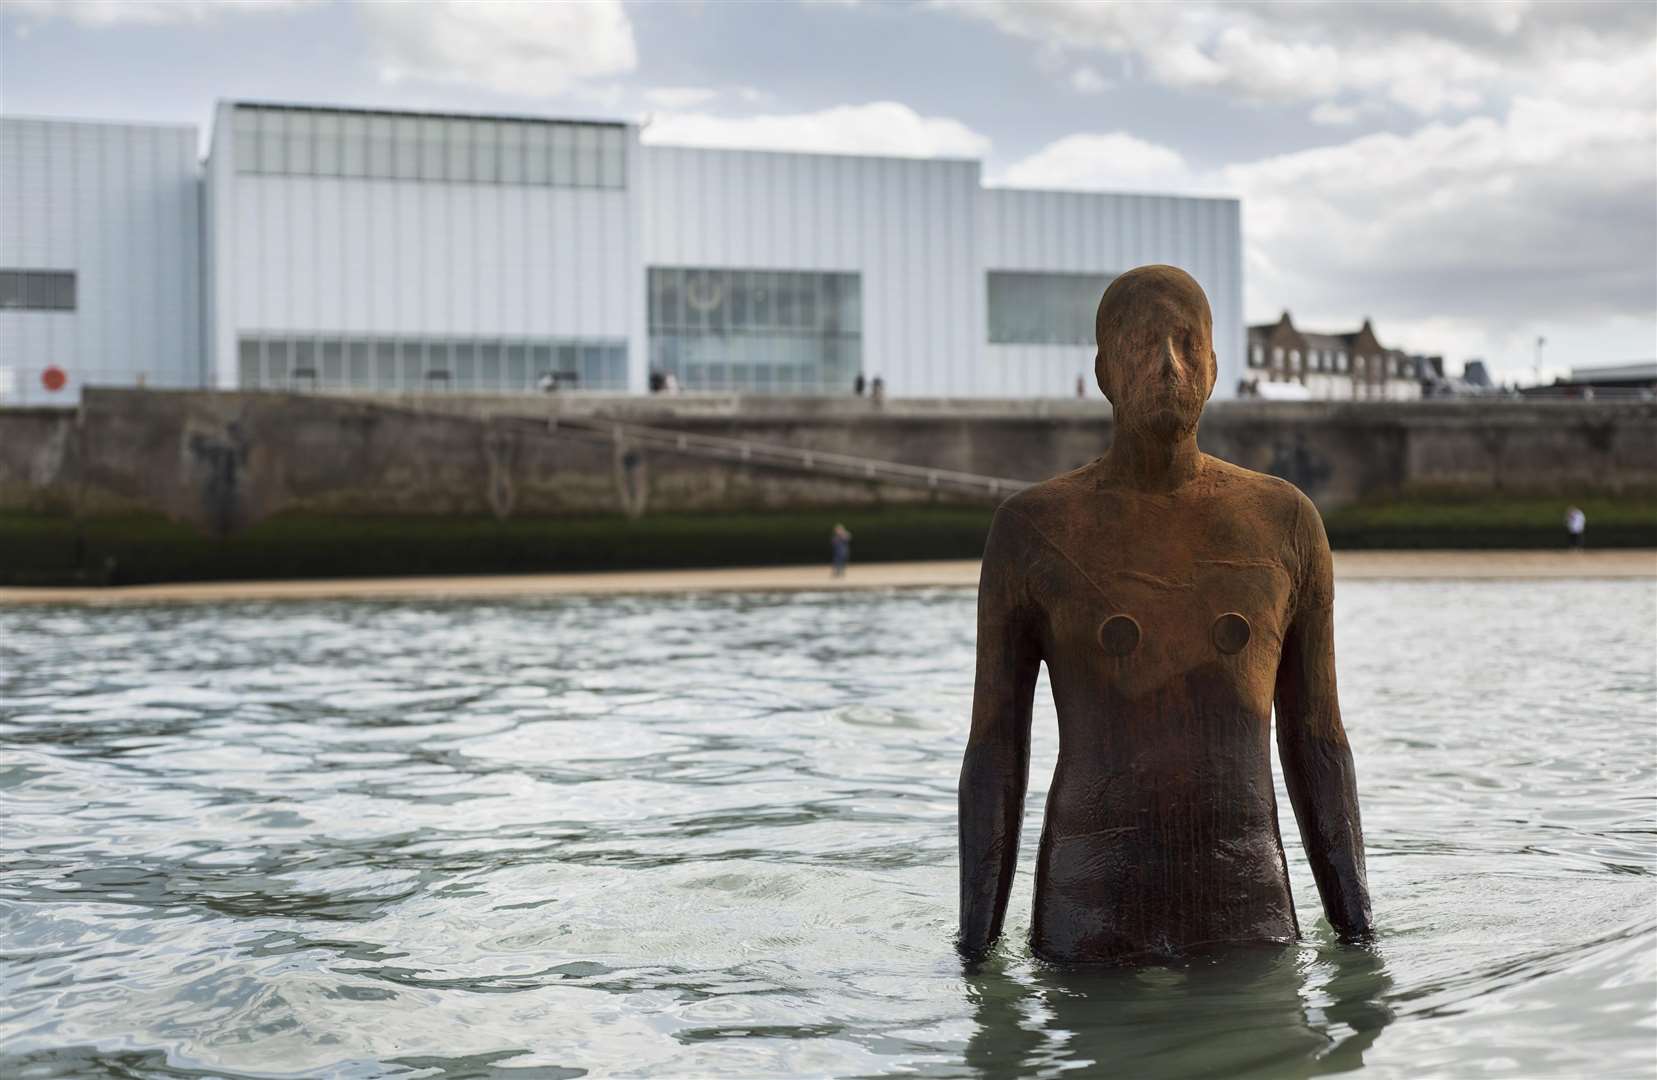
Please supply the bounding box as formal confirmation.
[527,413,1031,499]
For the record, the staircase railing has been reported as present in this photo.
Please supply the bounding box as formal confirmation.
[532,415,1030,499]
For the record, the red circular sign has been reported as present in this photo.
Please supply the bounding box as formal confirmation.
[41,366,68,392]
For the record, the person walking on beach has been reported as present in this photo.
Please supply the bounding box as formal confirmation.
[1564,505,1586,550]
[830,523,853,577]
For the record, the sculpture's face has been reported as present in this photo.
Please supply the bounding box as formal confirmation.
[1095,268,1217,442]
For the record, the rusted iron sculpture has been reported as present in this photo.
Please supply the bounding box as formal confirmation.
[958,265,1372,963]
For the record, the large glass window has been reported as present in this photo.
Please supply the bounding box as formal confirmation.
[314,113,341,176]
[238,338,260,387]
[341,115,367,177]
[375,340,398,388]
[393,117,421,180]
[500,122,525,184]
[648,267,862,394]
[506,343,529,388]
[575,126,600,187]
[986,270,1115,346]
[399,341,424,388]
[265,339,290,386]
[236,335,628,392]
[234,109,261,173]
[286,111,313,175]
[446,119,471,183]
[0,270,75,311]
[478,341,502,389]
[367,116,393,178]
[525,124,550,185]
[599,127,626,188]
[233,106,626,189]
[420,117,446,181]
[259,110,286,174]
[473,120,499,184]
[292,340,317,387]
[551,125,575,186]
[348,340,371,385]
[320,338,345,387]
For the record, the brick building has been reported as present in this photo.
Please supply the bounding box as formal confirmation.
[1244,311,1438,401]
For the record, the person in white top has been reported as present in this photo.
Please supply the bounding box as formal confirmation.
[1564,506,1587,550]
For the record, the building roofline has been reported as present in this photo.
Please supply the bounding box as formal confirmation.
[1570,361,1657,381]
[642,139,981,168]
[984,181,1240,204]
[221,99,628,129]
[0,112,197,134]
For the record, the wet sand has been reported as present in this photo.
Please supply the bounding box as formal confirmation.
[2,550,1652,606]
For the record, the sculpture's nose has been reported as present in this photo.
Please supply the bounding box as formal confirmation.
[1160,336,1182,382]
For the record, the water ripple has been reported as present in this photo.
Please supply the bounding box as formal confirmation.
[1,582,1654,1077]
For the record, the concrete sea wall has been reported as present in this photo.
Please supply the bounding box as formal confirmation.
[4,390,1656,536]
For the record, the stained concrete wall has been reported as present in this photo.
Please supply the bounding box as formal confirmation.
[3,390,1654,536]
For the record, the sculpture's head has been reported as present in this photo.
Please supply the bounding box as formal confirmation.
[1094,265,1217,442]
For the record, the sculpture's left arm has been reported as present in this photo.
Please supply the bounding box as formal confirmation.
[957,508,1042,962]
[1274,498,1373,941]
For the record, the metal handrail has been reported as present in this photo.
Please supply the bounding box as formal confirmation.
[534,414,1030,497]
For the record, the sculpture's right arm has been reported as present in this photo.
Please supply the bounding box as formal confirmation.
[957,509,1042,962]
[1274,498,1373,942]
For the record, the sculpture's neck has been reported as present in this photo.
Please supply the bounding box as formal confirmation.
[1099,419,1203,493]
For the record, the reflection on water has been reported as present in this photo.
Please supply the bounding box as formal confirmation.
[0,581,1653,1078]
[963,944,1394,1079]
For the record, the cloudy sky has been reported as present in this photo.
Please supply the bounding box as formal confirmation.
[3,0,1653,382]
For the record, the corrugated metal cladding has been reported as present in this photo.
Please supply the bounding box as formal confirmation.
[4,106,1246,401]
[980,189,1244,400]
[0,117,202,405]
[642,148,1244,398]
[207,103,643,392]
[641,146,984,396]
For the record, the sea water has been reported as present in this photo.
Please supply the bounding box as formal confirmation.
[2,580,1653,1077]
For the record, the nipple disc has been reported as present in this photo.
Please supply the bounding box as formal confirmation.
[1098,614,1141,657]
[1212,612,1251,654]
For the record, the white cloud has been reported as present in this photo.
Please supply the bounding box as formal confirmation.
[998,83,1655,371]
[939,0,1653,118]
[1308,102,1360,127]
[642,101,991,159]
[4,0,321,25]
[994,132,1207,194]
[358,0,636,98]
[642,86,720,110]
[1231,91,1655,366]
[1069,66,1111,94]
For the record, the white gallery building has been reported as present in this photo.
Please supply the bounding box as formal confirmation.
[2,102,1244,405]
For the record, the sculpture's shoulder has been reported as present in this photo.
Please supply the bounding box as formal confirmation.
[981,465,1095,565]
[1197,457,1330,597]
[1196,455,1316,535]
[997,463,1095,530]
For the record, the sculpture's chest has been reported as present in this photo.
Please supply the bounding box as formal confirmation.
[1030,526,1294,700]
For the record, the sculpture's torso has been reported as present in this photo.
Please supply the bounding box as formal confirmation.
[999,456,1312,961]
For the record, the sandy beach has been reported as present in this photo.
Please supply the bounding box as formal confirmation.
[1,550,1651,606]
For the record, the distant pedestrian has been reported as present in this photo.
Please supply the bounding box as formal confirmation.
[830,523,852,577]
[1564,505,1586,550]
[649,370,666,394]
[1076,375,1086,399]
[870,376,885,406]
[663,372,681,395]
[854,373,866,396]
